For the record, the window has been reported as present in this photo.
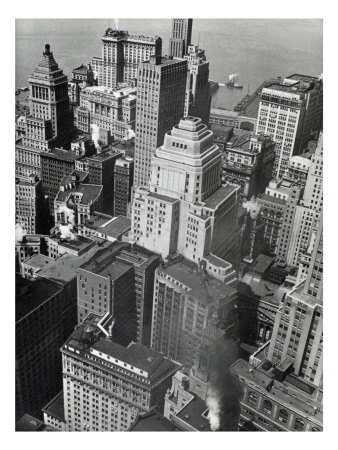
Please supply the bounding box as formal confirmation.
[248,391,258,405]
[278,409,288,424]
[263,400,273,415]
[293,418,305,431]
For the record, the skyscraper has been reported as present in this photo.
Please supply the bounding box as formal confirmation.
[15,174,47,234]
[151,257,237,369]
[184,45,211,125]
[230,215,323,431]
[133,56,187,188]
[131,117,241,266]
[256,74,322,180]
[169,19,193,58]
[276,132,323,266]
[96,29,162,89]
[28,44,73,146]
[61,313,180,431]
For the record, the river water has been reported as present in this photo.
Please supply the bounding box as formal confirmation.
[16,18,322,110]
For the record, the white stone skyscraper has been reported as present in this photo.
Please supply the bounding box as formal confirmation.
[131,117,241,265]
[256,74,322,180]
[133,56,187,189]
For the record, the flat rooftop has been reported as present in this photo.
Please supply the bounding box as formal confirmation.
[129,411,183,431]
[38,241,114,283]
[56,184,102,205]
[41,148,82,162]
[42,391,65,423]
[203,184,238,209]
[86,214,131,238]
[176,395,211,431]
[258,193,286,206]
[204,253,232,269]
[22,253,54,269]
[160,258,236,305]
[148,191,179,204]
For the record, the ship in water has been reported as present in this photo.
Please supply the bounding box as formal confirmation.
[225,73,243,89]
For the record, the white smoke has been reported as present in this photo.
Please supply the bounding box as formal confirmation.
[15,223,26,243]
[127,128,135,140]
[114,18,119,30]
[90,124,100,151]
[56,204,76,240]
[206,388,221,431]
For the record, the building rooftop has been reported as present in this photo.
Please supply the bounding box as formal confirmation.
[85,214,131,239]
[61,170,89,185]
[56,184,102,206]
[231,358,323,425]
[16,274,62,322]
[38,240,114,283]
[258,193,286,206]
[129,411,183,431]
[42,391,65,423]
[41,148,83,162]
[64,316,180,382]
[16,414,54,432]
[21,253,54,269]
[176,395,211,431]
[148,191,179,204]
[203,183,238,209]
[159,258,236,305]
[204,253,232,269]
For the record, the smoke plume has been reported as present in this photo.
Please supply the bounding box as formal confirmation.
[56,205,76,240]
[90,124,101,151]
[15,224,26,243]
[206,339,242,431]
[127,127,135,140]
[114,18,119,30]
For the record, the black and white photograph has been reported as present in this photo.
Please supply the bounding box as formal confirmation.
[7,2,333,441]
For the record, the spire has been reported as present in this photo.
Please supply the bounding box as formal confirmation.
[37,43,59,71]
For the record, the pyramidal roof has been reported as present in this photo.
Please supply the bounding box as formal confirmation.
[37,44,59,71]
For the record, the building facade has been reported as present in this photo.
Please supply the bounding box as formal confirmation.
[256,74,323,180]
[133,56,187,188]
[114,156,134,217]
[15,174,47,235]
[169,19,193,58]
[184,45,211,126]
[61,313,180,431]
[223,134,275,203]
[94,29,162,89]
[28,44,73,146]
[75,84,137,140]
[150,257,238,370]
[131,117,241,266]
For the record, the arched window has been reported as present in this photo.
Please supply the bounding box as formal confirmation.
[294,418,305,431]
[265,328,271,341]
[278,409,289,424]
[263,399,273,415]
[259,326,264,338]
[248,391,258,405]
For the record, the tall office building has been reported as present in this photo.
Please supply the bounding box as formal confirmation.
[133,56,187,188]
[276,132,323,266]
[28,44,73,146]
[15,174,47,235]
[150,257,237,370]
[131,117,241,266]
[169,19,193,58]
[114,156,134,217]
[61,313,180,431]
[77,242,136,345]
[231,216,323,431]
[256,74,322,180]
[184,45,211,125]
[95,29,162,89]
